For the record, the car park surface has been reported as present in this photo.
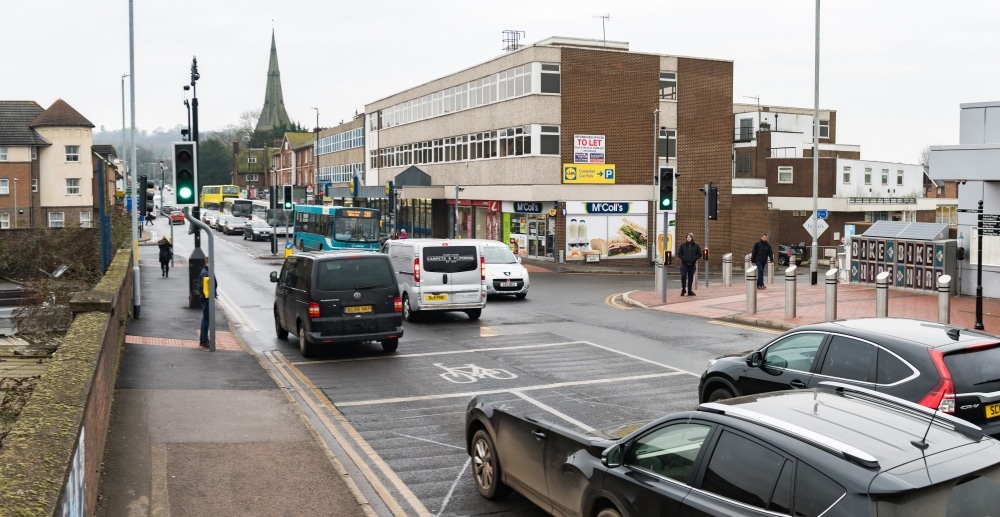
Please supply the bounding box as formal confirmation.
[698,317,1000,438]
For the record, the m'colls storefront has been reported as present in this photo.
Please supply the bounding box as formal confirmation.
[564,201,649,262]
[502,201,556,259]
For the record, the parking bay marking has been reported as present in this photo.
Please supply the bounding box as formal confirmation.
[291,340,585,366]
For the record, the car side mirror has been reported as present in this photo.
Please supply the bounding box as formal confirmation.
[602,444,623,468]
[269,271,279,283]
[747,351,763,368]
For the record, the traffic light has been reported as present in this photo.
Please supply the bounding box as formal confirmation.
[137,175,150,215]
[282,185,293,210]
[269,186,277,210]
[385,181,395,212]
[173,142,197,207]
[658,166,675,211]
[145,178,155,214]
[703,248,710,261]
[707,186,718,220]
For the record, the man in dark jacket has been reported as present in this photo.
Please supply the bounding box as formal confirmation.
[198,257,218,348]
[677,232,701,296]
[750,233,774,289]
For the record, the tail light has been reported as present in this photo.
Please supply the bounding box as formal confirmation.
[308,301,320,319]
[480,256,486,281]
[393,296,402,313]
[413,258,421,284]
[919,349,956,414]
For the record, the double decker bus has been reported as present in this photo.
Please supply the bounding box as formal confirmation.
[200,184,240,211]
[292,205,381,251]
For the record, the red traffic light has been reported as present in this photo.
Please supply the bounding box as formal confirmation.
[176,149,192,161]
[702,248,710,260]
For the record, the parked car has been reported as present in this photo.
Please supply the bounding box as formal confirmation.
[467,382,1000,516]
[270,250,403,357]
[169,210,185,225]
[698,317,1000,438]
[463,239,529,299]
[222,216,246,235]
[244,220,273,241]
[777,244,804,266]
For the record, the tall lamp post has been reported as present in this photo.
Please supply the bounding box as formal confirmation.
[128,0,141,318]
[454,185,464,238]
[810,0,821,285]
[121,74,129,171]
[12,178,17,228]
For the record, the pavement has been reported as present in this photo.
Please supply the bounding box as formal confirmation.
[96,224,1000,516]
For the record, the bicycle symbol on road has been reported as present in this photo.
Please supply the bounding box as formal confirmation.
[434,363,518,384]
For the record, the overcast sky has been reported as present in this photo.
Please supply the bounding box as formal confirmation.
[4,1,998,165]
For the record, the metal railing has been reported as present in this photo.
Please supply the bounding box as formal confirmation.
[848,197,917,205]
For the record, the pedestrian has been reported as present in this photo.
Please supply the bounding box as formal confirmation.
[198,257,218,348]
[146,209,155,225]
[750,232,774,289]
[678,232,701,296]
[399,228,409,240]
[157,237,173,278]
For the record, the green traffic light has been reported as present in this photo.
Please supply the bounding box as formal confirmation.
[178,187,193,200]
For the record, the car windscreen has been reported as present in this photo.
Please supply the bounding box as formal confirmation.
[422,246,478,273]
[315,257,395,291]
[481,245,518,264]
[249,221,269,228]
[944,343,1000,391]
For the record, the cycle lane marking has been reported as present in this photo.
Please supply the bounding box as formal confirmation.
[289,340,583,365]
[511,390,595,432]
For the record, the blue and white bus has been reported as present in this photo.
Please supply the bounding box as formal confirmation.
[292,205,381,251]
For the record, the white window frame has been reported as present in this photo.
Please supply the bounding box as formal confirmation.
[881,169,889,185]
[65,145,80,162]
[49,212,65,228]
[80,212,91,227]
[842,166,851,184]
[778,166,793,184]
[246,173,259,181]
[248,156,258,164]
[819,120,829,138]
[0,178,8,195]
[31,179,37,192]
[0,213,9,229]
[0,147,7,161]
[66,178,81,195]
[896,170,903,186]
[31,147,36,160]
[864,168,872,185]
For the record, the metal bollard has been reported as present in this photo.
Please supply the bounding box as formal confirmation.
[767,261,774,285]
[744,253,752,274]
[938,275,952,324]
[746,266,758,314]
[723,253,733,287]
[785,265,797,318]
[826,268,838,321]
[876,271,890,317]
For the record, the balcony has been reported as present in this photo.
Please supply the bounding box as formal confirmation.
[848,197,916,205]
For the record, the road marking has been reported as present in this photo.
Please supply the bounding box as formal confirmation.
[293,340,583,365]
[605,293,632,310]
[512,390,595,432]
[266,351,431,517]
[337,371,688,407]
[435,459,469,517]
[217,290,258,332]
[708,320,782,334]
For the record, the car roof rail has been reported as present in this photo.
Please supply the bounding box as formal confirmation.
[817,381,983,439]
[699,402,880,469]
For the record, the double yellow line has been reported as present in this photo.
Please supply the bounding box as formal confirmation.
[605,293,632,310]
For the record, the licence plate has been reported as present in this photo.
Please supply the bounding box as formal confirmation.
[345,305,373,314]
[425,293,448,302]
[500,281,515,287]
[986,402,1000,419]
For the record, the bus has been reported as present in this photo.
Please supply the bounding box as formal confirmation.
[200,185,240,211]
[293,205,381,251]
[224,198,254,218]
[251,199,293,235]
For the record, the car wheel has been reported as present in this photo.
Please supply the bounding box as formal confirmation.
[274,308,288,340]
[707,386,735,402]
[596,508,622,517]
[471,429,512,500]
[466,309,482,320]
[515,293,527,300]
[298,324,314,358]
[381,338,399,353]
[402,294,416,322]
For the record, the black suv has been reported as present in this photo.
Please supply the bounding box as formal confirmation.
[467,382,1000,516]
[270,250,403,357]
[699,318,1000,437]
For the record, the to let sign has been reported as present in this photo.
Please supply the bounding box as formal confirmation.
[573,134,606,164]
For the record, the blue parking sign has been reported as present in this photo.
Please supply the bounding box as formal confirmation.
[817,209,828,219]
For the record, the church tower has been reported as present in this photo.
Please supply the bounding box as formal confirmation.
[255,30,291,132]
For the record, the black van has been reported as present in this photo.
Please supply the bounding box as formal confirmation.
[270,250,403,357]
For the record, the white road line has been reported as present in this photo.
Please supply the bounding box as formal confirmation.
[512,390,595,432]
[435,458,469,517]
[337,371,688,407]
[293,340,584,365]
[392,433,465,450]
[577,340,703,377]
[217,289,258,332]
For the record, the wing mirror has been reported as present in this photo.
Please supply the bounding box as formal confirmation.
[602,444,623,468]
[747,351,763,368]
[269,271,279,283]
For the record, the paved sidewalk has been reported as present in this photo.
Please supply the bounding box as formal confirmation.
[97,229,372,516]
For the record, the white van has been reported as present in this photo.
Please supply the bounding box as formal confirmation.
[383,239,487,321]
[461,239,530,299]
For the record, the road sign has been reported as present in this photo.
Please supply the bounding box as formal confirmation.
[981,213,1000,221]
[803,215,829,238]
[817,209,828,219]
[957,208,983,213]
[979,221,1000,229]
[979,228,1000,237]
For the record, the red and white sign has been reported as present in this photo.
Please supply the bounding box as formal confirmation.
[306,184,314,193]
[488,200,500,212]
[574,134,606,164]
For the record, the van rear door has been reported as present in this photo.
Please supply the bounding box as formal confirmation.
[421,245,481,308]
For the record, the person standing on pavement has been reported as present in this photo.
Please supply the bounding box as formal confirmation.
[198,257,218,348]
[678,232,701,296]
[751,233,774,289]
[157,237,173,278]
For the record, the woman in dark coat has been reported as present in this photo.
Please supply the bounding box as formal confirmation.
[158,237,173,277]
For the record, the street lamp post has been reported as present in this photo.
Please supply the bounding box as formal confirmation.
[454,185,464,238]
[810,0,821,285]
[121,74,129,172]
[12,178,17,228]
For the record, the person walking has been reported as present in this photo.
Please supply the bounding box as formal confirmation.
[398,228,409,240]
[145,209,155,226]
[198,257,218,348]
[677,232,701,296]
[750,232,774,289]
[157,237,173,278]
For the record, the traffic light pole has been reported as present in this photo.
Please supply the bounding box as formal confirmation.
[704,182,710,289]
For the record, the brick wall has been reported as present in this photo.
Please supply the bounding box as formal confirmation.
[766,157,837,198]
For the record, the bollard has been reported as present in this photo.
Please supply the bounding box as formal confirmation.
[876,271,890,317]
[785,266,797,318]
[722,253,733,287]
[746,265,758,314]
[744,253,752,273]
[826,268,838,321]
[767,261,775,285]
[938,274,952,324]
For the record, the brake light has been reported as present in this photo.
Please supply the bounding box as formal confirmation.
[308,301,320,319]
[393,296,402,313]
[918,349,956,414]
[413,258,421,284]
[481,256,486,281]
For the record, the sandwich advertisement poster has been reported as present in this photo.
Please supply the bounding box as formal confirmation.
[565,201,648,260]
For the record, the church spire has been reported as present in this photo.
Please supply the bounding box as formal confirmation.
[256,29,291,133]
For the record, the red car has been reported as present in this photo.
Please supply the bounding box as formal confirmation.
[169,210,185,225]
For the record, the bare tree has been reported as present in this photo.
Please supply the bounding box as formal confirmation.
[239,110,261,146]
[920,145,930,174]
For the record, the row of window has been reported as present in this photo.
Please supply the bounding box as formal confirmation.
[0,178,41,193]
[843,166,904,186]
[369,125,560,169]
[317,128,364,155]
[318,162,365,184]
[376,63,562,130]
[0,146,74,162]
[0,211,90,229]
